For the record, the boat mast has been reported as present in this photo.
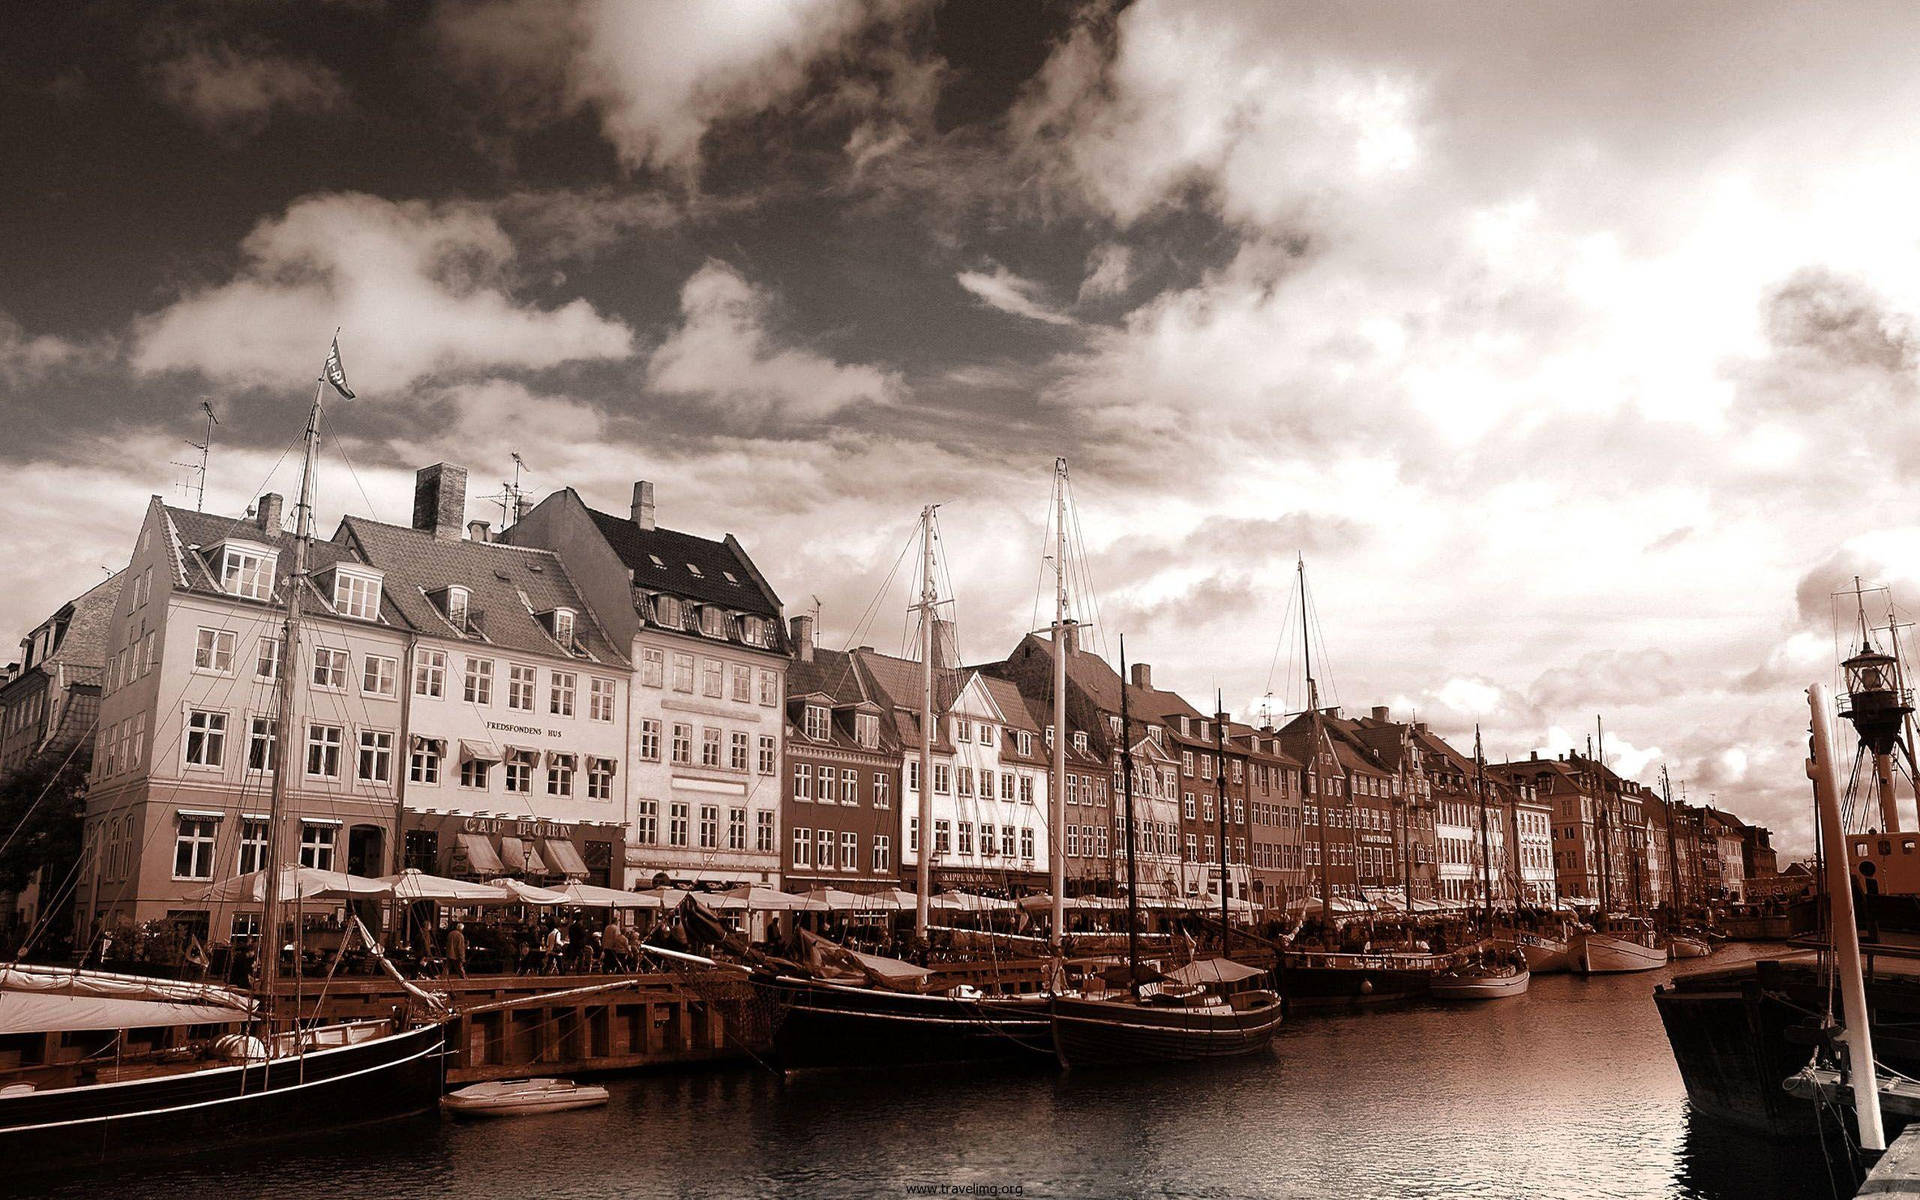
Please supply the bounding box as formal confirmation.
[1215,689,1230,955]
[1884,604,1920,832]
[915,505,936,940]
[1049,458,1069,954]
[1593,719,1614,915]
[260,378,323,1025]
[1301,557,1331,922]
[1660,764,1682,921]
[1474,726,1493,933]
[1120,636,1141,992]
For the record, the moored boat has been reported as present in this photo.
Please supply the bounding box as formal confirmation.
[1430,958,1531,1000]
[1051,983,1282,1069]
[1666,934,1712,959]
[442,1077,610,1117]
[758,972,1055,1071]
[1510,931,1572,973]
[1573,924,1666,974]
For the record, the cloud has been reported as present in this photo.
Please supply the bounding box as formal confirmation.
[131,192,634,393]
[150,43,347,137]
[955,264,1076,326]
[646,260,903,424]
[0,313,92,385]
[1078,243,1133,303]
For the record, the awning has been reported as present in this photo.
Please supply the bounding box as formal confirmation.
[542,837,589,878]
[547,751,578,770]
[458,740,500,765]
[456,832,505,876]
[500,836,547,875]
[591,756,617,776]
[411,734,446,754]
[504,745,540,764]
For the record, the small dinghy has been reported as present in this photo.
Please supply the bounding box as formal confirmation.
[441,1078,610,1118]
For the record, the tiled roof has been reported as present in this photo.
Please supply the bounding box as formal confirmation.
[583,504,781,618]
[166,505,409,627]
[40,571,123,671]
[1003,632,1207,728]
[338,516,625,666]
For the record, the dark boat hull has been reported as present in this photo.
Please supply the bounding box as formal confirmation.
[756,975,1055,1071]
[1051,991,1283,1068]
[0,1020,446,1174]
[1280,955,1441,1008]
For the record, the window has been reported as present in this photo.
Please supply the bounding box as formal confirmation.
[639,719,662,761]
[361,653,396,697]
[1073,730,1088,754]
[445,586,469,631]
[758,735,776,775]
[730,731,749,771]
[701,727,722,768]
[699,805,719,850]
[460,758,488,789]
[732,665,752,703]
[358,729,394,783]
[465,658,493,704]
[410,738,441,785]
[415,648,446,698]
[793,827,813,868]
[1019,776,1034,805]
[955,718,971,743]
[841,831,858,871]
[842,769,859,805]
[1184,792,1197,820]
[299,822,338,870]
[508,664,537,711]
[1021,828,1035,859]
[934,819,951,855]
[221,547,273,600]
[669,802,689,847]
[759,670,778,706]
[306,645,346,690]
[642,648,665,688]
[874,773,891,808]
[742,616,775,648]
[756,810,774,852]
[306,723,342,778]
[673,654,695,693]
[907,760,919,793]
[1017,731,1034,757]
[873,835,891,873]
[1002,826,1016,857]
[804,705,829,741]
[552,608,575,647]
[671,723,692,765]
[856,712,879,748]
[238,818,269,875]
[1001,773,1016,802]
[548,754,574,797]
[979,723,994,747]
[700,607,728,638]
[957,767,973,797]
[246,716,277,772]
[981,769,995,799]
[729,807,746,851]
[634,800,658,845]
[909,818,919,854]
[981,823,998,856]
[1066,826,1080,857]
[1183,750,1195,777]
[590,677,616,722]
[958,822,974,855]
[185,710,227,768]
[194,627,234,673]
[702,659,724,698]
[817,767,835,804]
[794,763,813,800]
[933,763,951,795]
[174,816,218,879]
[550,670,576,717]
[332,571,381,620]
[505,752,533,794]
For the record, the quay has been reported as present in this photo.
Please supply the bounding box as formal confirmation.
[1862,1127,1920,1196]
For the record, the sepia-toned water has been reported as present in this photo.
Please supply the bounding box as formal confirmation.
[18,945,1849,1200]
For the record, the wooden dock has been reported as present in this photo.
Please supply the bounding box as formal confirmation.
[1861,1126,1920,1196]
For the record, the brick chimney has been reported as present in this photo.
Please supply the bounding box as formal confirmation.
[1059,620,1079,655]
[1131,662,1151,689]
[1371,705,1389,721]
[467,520,491,543]
[255,493,283,534]
[631,481,655,531]
[933,619,959,668]
[790,615,814,663]
[412,463,467,541]
[1414,721,1429,734]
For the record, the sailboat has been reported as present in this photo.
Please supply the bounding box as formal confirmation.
[1050,638,1283,1067]
[1570,718,1665,975]
[0,350,446,1172]
[1432,729,1529,1001]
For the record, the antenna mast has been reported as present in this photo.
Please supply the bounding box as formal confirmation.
[174,401,219,512]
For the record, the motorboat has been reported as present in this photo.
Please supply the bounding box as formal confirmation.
[442,1077,610,1117]
[1430,958,1531,1001]
[1573,918,1667,974]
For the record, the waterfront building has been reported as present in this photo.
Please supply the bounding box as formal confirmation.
[1164,711,1254,904]
[502,482,789,888]
[1349,709,1439,903]
[1113,725,1185,901]
[1238,728,1306,909]
[1708,809,1749,901]
[337,469,630,888]
[1055,716,1113,898]
[83,494,413,936]
[1493,753,1604,903]
[1742,822,1778,878]
[780,619,902,893]
[1505,778,1558,906]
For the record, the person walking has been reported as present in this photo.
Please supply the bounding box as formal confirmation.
[446,921,468,979]
[542,920,566,974]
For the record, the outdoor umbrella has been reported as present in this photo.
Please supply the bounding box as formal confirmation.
[378,868,515,905]
[722,884,827,912]
[487,878,571,906]
[560,882,656,909]
[935,891,1017,912]
[200,866,389,904]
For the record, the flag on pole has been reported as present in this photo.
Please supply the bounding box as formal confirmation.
[323,334,355,400]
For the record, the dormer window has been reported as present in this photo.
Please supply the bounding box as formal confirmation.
[805,705,830,741]
[1179,716,1191,737]
[1073,731,1089,754]
[445,586,471,631]
[331,568,382,620]
[856,712,879,749]
[741,615,774,647]
[218,542,277,601]
[651,594,685,629]
[551,607,575,647]
[698,606,728,639]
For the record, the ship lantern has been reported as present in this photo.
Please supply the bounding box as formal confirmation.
[1841,646,1913,755]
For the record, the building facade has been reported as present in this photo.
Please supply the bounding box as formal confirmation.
[781,623,902,892]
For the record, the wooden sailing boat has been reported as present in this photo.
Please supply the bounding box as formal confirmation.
[0,348,446,1172]
[1050,637,1283,1067]
[1571,717,1664,975]
[1432,728,1529,1000]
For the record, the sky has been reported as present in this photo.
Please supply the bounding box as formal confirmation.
[9,0,1920,857]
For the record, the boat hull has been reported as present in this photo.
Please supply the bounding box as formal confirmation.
[1050,991,1283,1069]
[756,975,1055,1071]
[442,1079,609,1117]
[1574,932,1667,974]
[1667,937,1712,959]
[1431,969,1530,1000]
[1513,937,1572,974]
[0,1020,446,1175]
[1278,953,1445,1008]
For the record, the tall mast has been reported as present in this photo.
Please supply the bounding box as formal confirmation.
[1302,557,1331,918]
[1660,764,1681,918]
[1883,607,1920,832]
[1215,690,1230,955]
[1049,458,1069,954]
[1474,726,1493,932]
[1120,636,1141,991]
[260,380,322,1022]
[1594,718,1614,914]
[915,505,936,940]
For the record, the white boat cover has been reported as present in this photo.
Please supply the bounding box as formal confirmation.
[1165,958,1269,987]
[0,964,254,1034]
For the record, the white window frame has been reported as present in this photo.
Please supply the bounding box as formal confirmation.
[193,627,235,674]
[312,646,349,690]
[306,722,343,780]
[184,709,227,769]
[332,570,382,621]
[464,657,493,704]
[414,647,446,698]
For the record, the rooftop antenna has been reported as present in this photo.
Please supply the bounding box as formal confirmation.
[493,453,531,528]
[171,400,219,512]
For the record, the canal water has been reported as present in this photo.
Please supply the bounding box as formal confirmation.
[20,946,1852,1200]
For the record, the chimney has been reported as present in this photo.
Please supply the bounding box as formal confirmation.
[467,520,491,543]
[631,481,656,531]
[412,463,468,541]
[255,493,283,534]
[1058,620,1080,656]
[1371,705,1389,722]
[1414,721,1429,734]
[1531,750,1540,761]
[790,615,814,663]
[933,619,959,669]
[1131,662,1152,689]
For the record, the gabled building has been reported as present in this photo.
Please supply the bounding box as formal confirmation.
[503,481,790,888]
[1237,726,1306,909]
[782,620,901,893]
